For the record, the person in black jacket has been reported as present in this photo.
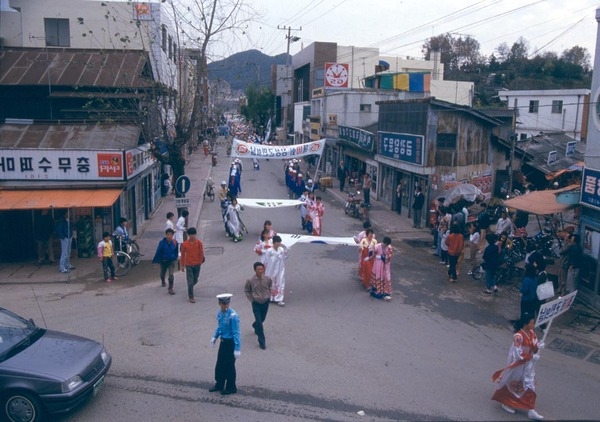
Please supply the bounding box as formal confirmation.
[337,161,348,192]
[412,186,425,228]
[152,228,179,294]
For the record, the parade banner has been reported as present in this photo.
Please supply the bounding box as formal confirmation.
[231,138,325,159]
[278,233,357,248]
[535,290,578,327]
[236,198,302,208]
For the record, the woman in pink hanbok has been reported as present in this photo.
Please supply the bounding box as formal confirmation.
[264,235,289,306]
[358,229,377,290]
[308,196,325,236]
[491,313,544,420]
[353,221,373,275]
[370,236,393,300]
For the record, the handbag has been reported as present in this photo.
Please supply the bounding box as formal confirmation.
[536,280,555,301]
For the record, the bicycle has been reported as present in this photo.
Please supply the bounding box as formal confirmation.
[114,237,142,276]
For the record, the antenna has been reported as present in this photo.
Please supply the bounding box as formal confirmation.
[31,287,48,329]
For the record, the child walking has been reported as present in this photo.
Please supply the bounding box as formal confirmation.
[98,232,117,283]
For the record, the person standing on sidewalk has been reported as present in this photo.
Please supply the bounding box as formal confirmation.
[362,173,372,206]
[445,223,464,283]
[482,233,499,294]
[337,160,348,192]
[411,186,425,228]
[152,228,179,294]
[209,293,241,396]
[165,212,175,231]
[55,211,74,273]
[180,227,205,303]
[97,232,117,283]
[175,210,188,253]
[244,262,273,350]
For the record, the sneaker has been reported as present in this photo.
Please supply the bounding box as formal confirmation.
[106,279,112,283]
[277,301,285,307]
[189,297,196,303]
[60,269,68,273]
[384,295,392,301]
[493,286,499,293]
[113,276,118,281]
[483,289,492,294]
[501,404,515,414]
[528,409,544,420]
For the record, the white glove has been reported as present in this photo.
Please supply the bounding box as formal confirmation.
[234,350,241,359]
[532,354,540,361]
[537,341,545,349]
[210,337,217,348]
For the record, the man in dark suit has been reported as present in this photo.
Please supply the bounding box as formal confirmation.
[337,160,348,192]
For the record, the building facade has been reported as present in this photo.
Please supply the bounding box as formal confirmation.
[498,89,590,141]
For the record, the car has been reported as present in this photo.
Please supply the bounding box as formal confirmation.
[0,307,112,422]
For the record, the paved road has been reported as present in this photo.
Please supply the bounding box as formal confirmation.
[2,145,599,421]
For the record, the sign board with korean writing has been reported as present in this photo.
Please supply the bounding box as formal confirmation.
[175,198,190,208]
[535,290,577,327]
[125,143,155,179]
[378,131,424,165]
[0,149,125,181]
[581,167,600,210]
[547,150,557,165]
[566,141,576,157]
[338,125,373,151]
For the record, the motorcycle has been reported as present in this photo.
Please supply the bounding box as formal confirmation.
[203,178,215,201]
[344,190,361,218]
[211,152,218,167]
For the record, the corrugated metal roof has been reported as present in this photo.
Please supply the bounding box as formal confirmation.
[0,123,141,149]
[0,48,154,88]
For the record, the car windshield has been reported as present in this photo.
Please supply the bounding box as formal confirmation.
[0,308,41,360]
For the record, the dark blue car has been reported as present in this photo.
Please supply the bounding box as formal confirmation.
[0,307,112,422]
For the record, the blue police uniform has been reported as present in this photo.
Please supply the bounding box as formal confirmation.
[211,307,240,394]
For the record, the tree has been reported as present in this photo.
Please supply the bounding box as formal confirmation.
[240,85,273,133]
[561,46,591,72]
[422,33,484,77]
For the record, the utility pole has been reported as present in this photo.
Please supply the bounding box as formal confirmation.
[277,25,301,139]
[508,101,517,197]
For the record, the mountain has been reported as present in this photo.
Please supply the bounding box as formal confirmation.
[207,49,289,92]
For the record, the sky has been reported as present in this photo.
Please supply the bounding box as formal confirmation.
[211,0,600,64]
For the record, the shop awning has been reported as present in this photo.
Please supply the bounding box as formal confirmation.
[503,185,579,215]
[0,189,122,210]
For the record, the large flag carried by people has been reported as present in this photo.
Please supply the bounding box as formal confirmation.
[277,233,356,249]
[236,198,302,209]
[231,138,326,159]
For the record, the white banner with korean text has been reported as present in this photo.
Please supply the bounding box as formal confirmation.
[231,138,325,159]
[535,291,578,327]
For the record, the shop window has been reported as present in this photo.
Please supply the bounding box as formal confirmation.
[529,100,539,113]
[45,18,70,47]
[437,133,456,149]
[360,104,371,112]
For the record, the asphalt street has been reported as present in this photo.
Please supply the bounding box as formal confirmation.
[1,138,599,421]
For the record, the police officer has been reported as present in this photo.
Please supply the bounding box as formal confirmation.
[209,293,241,395]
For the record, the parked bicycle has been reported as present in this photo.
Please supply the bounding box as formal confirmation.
[114,237,142,276]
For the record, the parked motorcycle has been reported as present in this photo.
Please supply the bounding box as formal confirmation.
[344,191,361,218]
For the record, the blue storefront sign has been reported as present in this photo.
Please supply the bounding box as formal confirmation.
[378,131,424,165]
[338,125,374,151]
[582,167,600,210]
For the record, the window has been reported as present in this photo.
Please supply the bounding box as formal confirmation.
[360,104,371,112]
[552,100,563,114]
[519,133,528,141]
[45,18,70,47]
[168,35,173,59]
[437,133,457,149]
[529,100,539,113]
[161,26,167,52]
